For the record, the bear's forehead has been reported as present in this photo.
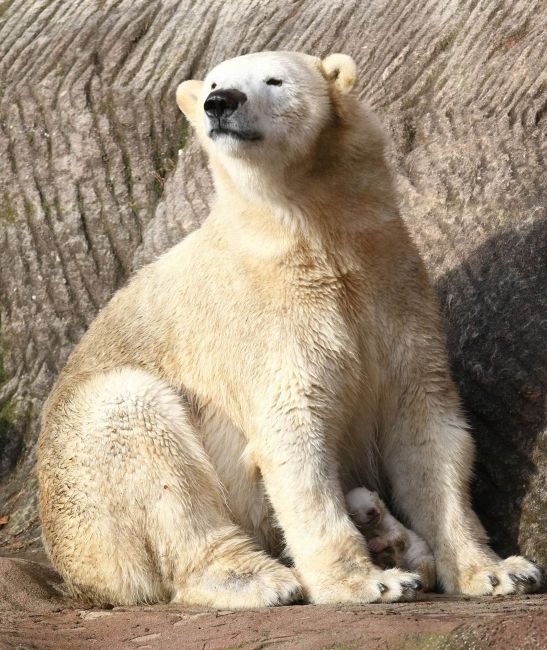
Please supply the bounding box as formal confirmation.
[359,492,377,506]
[204,51,318,85]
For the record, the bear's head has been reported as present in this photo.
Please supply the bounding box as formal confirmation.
[177,51,385,208]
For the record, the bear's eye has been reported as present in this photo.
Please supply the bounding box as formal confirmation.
[266,78,283,86]
[211,82,217,89]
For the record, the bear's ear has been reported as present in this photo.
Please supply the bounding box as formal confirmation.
[176,80,204,125]
[321,54,357,95]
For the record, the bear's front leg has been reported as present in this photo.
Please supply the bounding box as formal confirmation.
[248,406,421,604]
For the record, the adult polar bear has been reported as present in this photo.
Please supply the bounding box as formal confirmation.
[38,51,541,608]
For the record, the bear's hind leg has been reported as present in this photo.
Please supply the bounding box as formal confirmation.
[381,405,542,596]
[38,367,301,608]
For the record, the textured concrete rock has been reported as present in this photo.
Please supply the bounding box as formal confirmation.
[0,0,545,568]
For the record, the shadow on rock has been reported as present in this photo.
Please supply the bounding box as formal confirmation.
[437,217,546,561]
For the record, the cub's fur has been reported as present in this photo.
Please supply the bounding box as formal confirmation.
[346,487,436,591]
[38,51,541,607]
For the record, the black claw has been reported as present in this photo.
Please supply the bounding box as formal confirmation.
[536,565,546,588]
[513,574,537,586]
[402,579,422,591]
[489,575,499,587]
[288,587,303,600]
[378,582,388,593]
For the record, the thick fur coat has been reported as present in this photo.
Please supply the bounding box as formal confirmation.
[38,51,541,607]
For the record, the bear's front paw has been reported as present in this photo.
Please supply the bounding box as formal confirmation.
[304,565,423,604]
[448,556,543,596]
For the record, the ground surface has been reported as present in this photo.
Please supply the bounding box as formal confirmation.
[1,555,546,650]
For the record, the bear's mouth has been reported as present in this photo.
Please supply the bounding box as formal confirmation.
[209,126,262,142]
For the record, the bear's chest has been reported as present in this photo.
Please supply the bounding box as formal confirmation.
[260,265,372,392]
[172,247,381,427]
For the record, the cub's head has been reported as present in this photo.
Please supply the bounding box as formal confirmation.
[345,487,386,530]
[176,51,360,179]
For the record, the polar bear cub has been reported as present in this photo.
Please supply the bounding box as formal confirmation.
[38,50,542,609]
[346,488,436,591]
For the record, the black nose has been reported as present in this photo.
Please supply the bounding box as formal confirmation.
[204,89,247,119]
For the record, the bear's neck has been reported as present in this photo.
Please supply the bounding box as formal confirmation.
[210,153,399,247]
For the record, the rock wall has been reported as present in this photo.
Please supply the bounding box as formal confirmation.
[0,0,545,564]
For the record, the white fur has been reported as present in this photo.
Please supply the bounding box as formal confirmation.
[38,51,542,609]
[202,52,328,167]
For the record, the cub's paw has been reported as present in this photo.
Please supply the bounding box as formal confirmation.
[306,566,423,604]
[457,556,543,596]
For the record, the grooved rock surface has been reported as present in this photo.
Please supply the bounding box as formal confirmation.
[0,0,545,577]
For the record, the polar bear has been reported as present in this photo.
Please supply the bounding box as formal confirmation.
[38,51,542,608]
[346,487,436,591]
